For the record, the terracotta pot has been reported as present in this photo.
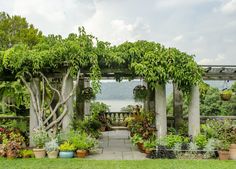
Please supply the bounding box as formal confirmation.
[229,144,236,160]
[218,151,230,160]
[33,148,46,158]
[76,150,87,158]
[137,142,145,153]
[47,150,58,158]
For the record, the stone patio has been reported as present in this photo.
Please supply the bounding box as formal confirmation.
[88,130,147,160]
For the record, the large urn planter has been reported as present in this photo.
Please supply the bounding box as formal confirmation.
[76,150,87,158]
[33,148,46,158]
[47,150,58,158]
[59,151,74,158]
[229,144,236,160]
[218,151,230,160]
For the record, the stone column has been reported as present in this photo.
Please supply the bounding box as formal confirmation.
[188,85,200,137]
[155,83,167,137]
[84,78,90,116]
[29,78,40,147]
[143,81,148,112]
[62,75,74,132]
[76,78,85,120]
[173,83,183,132]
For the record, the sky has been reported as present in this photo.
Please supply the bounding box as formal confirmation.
[0,0,236,65]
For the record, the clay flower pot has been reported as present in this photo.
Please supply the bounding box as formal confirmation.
[33,148,46,158]
[229,144,236,160]
[76,150,87,158]
[47,150,58,158]
[218,151,230,160]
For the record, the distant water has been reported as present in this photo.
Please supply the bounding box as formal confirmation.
[96,99,143,112]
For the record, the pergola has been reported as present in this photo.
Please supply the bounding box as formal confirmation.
[1,65,236,146]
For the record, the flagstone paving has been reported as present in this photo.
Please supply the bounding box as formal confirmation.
[88,130,147,160]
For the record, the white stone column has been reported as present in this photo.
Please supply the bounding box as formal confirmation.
[84,78,90,116]
[188,85,200,137]
[155,83,167,137]
[173,83,183,131]
[29,78,40,147]
[62,75,74,132]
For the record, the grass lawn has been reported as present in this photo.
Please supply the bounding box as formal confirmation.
[1,158,236,169]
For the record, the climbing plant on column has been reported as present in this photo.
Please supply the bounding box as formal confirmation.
[1,28,102,134]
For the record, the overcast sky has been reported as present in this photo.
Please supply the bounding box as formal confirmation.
[1,0,236,65]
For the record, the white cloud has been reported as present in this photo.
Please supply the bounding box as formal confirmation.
[173,35,183,42]
[221,0,236,14]
[198,54,225,65]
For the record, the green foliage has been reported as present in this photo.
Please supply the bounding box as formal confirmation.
[201,119,236,150]
[90,101,110,116]
[143,137,157,149]
[200,85,236,116]
[20,149,34,158]
[194,134,208,149]
[163,135,184,149]
[0,80,30,115]
[0,12,42,50]
[133,85,148,101]
[66,130,97,150]
[131,134,143,145]
[59,141,76,151]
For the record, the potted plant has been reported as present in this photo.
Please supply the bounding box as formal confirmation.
[45,139,59,158]
[217,140,230,160]
[133,85,148,101]
[32,128,49,158]
[2,131,24,158]
[69,131,96,158]
[131,134,144,152]
[220,89,233,101]
[229,127,236,160]
[143,139,157,154]
[81,87,95,101]
[59,141,75,158]
[20,149,34,158]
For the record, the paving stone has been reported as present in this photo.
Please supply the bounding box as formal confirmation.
[92,130,147,160]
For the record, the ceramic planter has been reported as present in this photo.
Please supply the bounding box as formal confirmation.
[229,144,236,160]
[47,150,58,158]
[76,150,87,158]
[33,148,46,158]
[218,151,230,160]
[59,151,74,158]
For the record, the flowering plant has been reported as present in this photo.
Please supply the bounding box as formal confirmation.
[32,128,49,148]
[45,139,59,152]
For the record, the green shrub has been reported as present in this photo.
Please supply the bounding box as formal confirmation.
[194,134,208,149]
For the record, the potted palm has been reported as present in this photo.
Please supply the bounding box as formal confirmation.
[59,141,75,158]
[45,139,59,158]
[32,128,49,158]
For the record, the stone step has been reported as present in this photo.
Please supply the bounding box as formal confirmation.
[111,126,128,130]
